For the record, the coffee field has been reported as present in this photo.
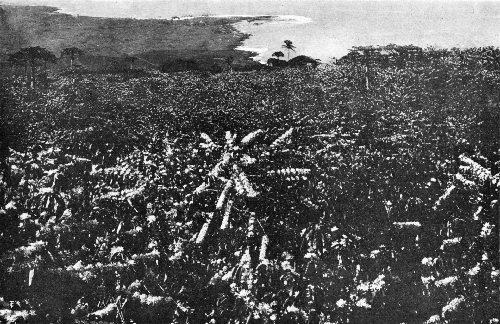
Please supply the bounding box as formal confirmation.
[0,48,499,323]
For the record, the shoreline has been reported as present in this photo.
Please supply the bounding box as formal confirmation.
[231,15,313,63]
[50,5,314,64]
[2,1,500,67]
[0,4,266,70]
[0,3,314,66]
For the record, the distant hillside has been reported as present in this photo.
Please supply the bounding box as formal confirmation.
[0,5,257,69]
[0,7,23,59]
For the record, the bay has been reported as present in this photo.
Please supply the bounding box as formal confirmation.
[2,0,500,63]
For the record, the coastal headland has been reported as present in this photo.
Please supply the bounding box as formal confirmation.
[0,5,265,72]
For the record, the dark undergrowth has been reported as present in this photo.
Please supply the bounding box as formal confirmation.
[0,47,499,323]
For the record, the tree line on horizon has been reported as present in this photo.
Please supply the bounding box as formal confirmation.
[6,46,86,88]
[4,39,325,82]
[5,43,500,87]
[5,46,144,88]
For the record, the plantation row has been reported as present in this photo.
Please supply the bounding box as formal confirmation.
[0,50,499,323]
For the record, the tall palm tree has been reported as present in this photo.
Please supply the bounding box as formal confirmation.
[281,40,296,60]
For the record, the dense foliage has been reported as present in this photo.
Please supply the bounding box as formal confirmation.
[0,48,499,323]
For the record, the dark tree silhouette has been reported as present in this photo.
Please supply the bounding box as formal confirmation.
[8,51,29,79]
[61,47,84,69]
[288,55,320,68]
[281,40,296,60]
[0,82,10,191]
[272,51,284,60]
[8,47,56,88]
[225,55,234,72]
[124,55,137,70]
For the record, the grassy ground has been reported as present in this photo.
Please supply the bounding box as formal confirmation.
[0,5,260,71]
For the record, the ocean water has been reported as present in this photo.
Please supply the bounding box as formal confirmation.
[2,0,500,63]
